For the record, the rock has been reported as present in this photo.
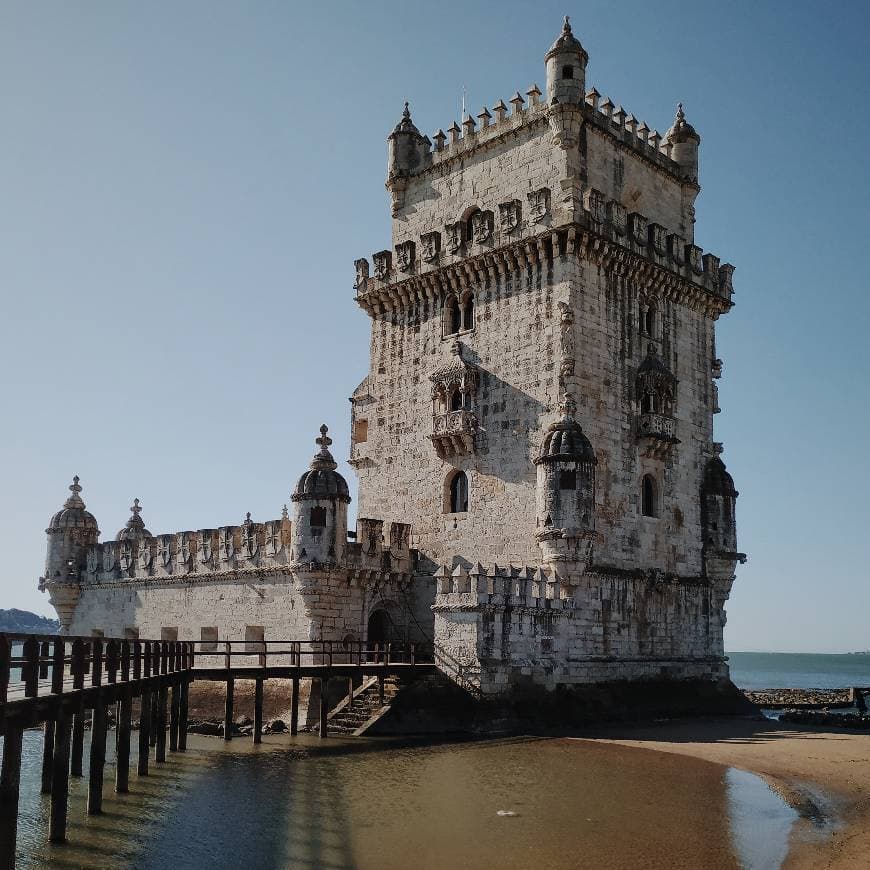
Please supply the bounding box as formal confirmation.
[234,715,253,727]
[270,719,287,733]
[189,721,222,736]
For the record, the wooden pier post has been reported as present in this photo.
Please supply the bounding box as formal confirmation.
[138,690,151,775]
[253,678,263,744]
[178,677,189,751]
[149,691,158,747]
[347,677,354,709]
[224,678,234,741]
[319,678,329,738]
[0,727,24,870]
[115,688,132,793]
[169,684,180,752]
[155,687,168,762]
[290,677,299,736]
[49,712,73,843]
[87,702,107,815]
[41,718,55,794]
[70,709,85,777]
[378,675,385,706]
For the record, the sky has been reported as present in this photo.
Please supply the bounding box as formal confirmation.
[1,1,868,652]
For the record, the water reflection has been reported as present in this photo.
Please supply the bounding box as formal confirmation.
[7,731,799,869]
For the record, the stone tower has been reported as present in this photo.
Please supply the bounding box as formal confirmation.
[291,425,351,566]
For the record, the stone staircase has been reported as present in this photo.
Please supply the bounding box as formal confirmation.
[327,675,402,735]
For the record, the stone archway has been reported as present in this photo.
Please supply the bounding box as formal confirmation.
[367,608,391,647]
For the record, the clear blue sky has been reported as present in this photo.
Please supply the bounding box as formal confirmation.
[1,1,867,652]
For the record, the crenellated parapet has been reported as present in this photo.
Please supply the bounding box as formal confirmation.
[432,563,576,615]
[345,517,413,578]
[81,512,294,584]
[354,192,735,318]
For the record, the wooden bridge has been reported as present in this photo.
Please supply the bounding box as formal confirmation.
[0,632,434,868]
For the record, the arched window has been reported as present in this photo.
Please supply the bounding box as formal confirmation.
[641,392,653,414]
[462,295,474,331]
[562,65,574,79]
[449,471,469,513]
[449,390,464,412]
[310,506,326,528]
[641,475,657,518]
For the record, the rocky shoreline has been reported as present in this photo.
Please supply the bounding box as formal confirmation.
[742,688,870,730]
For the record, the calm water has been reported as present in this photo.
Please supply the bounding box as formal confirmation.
[3,729,798,870]
[728,651,870,690]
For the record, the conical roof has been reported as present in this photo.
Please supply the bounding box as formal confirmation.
[666,103,700,144]
[545,16,588,63]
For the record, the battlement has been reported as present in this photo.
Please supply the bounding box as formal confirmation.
[354,191,734,316]
[432,563,575,613]
[393,84,684,185]
[75,512,413,584]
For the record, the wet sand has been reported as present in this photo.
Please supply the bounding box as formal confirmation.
[583,718,870,869]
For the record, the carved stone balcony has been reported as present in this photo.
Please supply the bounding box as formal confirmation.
[431,410,477,459]
[636,413,679,459]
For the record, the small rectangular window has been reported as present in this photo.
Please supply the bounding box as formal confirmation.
[353,418,369,444]
[160,627,178,642]
[245,625,265,653]
[559,469,577,490]
[200,626,218,652]
[124,627,139,641]
[310,506,327,528]
[562,65,574,79]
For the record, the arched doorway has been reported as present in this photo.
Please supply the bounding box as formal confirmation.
[367,608,391,647]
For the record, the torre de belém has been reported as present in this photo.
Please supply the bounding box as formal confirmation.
[40,19,746,718]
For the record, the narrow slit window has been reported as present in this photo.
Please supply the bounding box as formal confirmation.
[642,475,657,518]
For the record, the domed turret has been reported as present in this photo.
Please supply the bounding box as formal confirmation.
[666,103,700,183]
[545,16,588,106]
[534,395,597,569]
[701,446,738,563]
[116,498,151,541]
[291,425,351,566]
[43,476,99,583]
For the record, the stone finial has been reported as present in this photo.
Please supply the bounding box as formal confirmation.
[131,498,142,517]
[64,475,85,509]
[526,83,542,106]
[448,120,461,144]
[637,121,650,141]
[433,129,446,151]
[586,88,600,110]
[649,130,662,151]
[613,105,626,125]
[477,106,492,128]
[599,97,613,119]
[493,99,508,122]
[462,114,476,136]
[625,114,637,135]
[244,511,252,524]
[281,504,289,521]
[509,92,525,114]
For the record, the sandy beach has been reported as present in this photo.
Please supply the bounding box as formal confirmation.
[583,718,870,869]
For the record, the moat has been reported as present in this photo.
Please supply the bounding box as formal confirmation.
[6,729,797,869]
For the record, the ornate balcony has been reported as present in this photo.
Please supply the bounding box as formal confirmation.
[431,410,477,459]
[636,412,679,459]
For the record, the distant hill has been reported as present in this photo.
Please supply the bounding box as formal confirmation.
[0,608,60,634]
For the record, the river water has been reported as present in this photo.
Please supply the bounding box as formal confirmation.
[4,729,798,869]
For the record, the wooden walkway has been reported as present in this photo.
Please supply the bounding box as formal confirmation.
[0,633,433,869]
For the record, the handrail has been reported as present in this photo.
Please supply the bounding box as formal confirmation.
[0,633,434,705]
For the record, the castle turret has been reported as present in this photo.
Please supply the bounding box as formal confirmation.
[701,445,739,569]
[386,102,431,216]
[534,395,597,571]
[666,103,700,183]
[42,476,99,583]
[291,425,351,566]
[545,16,588,106]
[39,476,99,631]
